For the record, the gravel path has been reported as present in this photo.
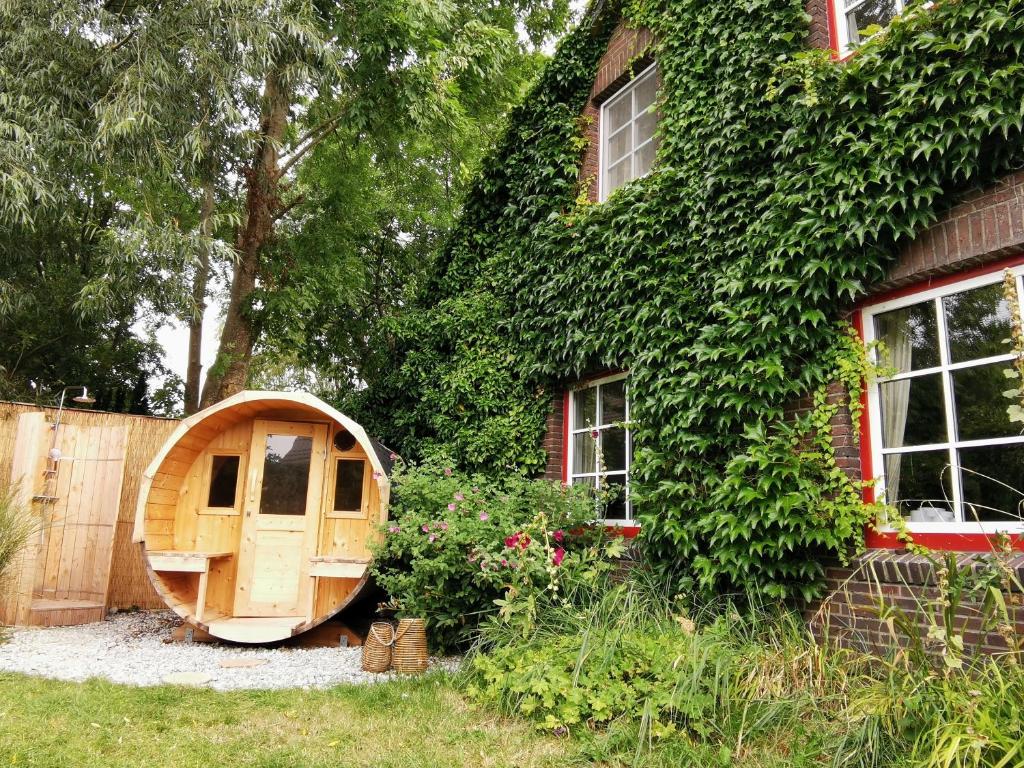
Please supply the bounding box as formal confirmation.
[0,611,458,690]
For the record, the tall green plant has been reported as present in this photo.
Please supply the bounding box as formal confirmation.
[0,485,35,598]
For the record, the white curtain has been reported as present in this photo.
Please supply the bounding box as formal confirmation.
[880,309,913,506]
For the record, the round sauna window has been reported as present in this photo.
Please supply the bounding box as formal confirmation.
[333,429,357,452]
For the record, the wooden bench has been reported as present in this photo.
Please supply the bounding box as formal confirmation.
[148,551,233,623]
[306,556,370,621]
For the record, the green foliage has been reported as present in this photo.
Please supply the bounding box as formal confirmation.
[369,457,607,651]
[470,569,1024,768]
[0,485,35,596]
[362,0,1024,599]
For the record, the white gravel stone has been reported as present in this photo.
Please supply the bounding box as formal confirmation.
[0,611,460,690]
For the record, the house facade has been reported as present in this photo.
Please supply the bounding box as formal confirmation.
[538,2,1024,652]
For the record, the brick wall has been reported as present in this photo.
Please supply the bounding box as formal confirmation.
[578,21,654,203]
[870,170,1024,294]
[805,0,832,50]
[542,395,565,481]
[807,551,1024,656]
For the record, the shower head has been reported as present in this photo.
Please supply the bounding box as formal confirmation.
[72,387,95,405]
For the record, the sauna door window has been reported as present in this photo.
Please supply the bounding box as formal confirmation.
[206,454,241,511]
[260,434,314,516]
[332,459,366,517]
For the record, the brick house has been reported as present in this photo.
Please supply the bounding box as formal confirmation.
[540,2,1024,652]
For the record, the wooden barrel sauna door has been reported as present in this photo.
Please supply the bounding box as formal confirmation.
[234,420,327,617]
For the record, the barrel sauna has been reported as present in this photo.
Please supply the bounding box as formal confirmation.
[133,391,392,643]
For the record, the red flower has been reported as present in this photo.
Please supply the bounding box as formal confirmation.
[504,533,520,548]
[552,548,565,567]
[553,530,565,544]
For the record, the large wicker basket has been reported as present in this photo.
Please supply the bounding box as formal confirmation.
[391,618,428,674]
[361,622,395,673]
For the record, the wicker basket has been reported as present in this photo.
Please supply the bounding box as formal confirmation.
[391,618,428,674]
[361,622,395,673]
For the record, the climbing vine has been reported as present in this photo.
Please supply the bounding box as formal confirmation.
[352,0,1024,600]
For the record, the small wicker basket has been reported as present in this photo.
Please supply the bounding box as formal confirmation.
[361,622,395,673]
[391,618,428,674]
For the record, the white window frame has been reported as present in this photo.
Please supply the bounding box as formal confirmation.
[862,265,1024,535]
[832,0,907,57]
[566,373,634,525]
[598,63,657,202]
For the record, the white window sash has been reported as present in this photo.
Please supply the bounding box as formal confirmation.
[567,373,633,524]
[599,63,657,202]
[863,265,1024,535]
[832,0,906,57]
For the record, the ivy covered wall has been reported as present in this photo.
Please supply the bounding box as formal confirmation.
[351,0,1024,600]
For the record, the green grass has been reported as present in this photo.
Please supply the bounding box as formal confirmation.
[0,672,577,768]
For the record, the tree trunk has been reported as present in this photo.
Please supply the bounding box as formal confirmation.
[184,176,215,415]
[200,68,289,409]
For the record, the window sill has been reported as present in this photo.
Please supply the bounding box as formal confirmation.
[866,527,1024,553]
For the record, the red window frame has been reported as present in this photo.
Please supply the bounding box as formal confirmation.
[856,254,1024,553]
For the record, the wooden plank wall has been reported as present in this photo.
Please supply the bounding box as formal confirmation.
[0,402,178,611]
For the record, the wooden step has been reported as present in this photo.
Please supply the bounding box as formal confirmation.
[205,616,305,644]
[29,598,105,627]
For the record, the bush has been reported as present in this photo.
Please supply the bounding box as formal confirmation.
[370,457,623,652]
[0,484,34,594]
[468,568,1024,768]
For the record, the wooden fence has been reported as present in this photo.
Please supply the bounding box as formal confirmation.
[0,402,178,620]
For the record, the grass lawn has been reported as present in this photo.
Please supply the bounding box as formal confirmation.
[0,672,578,768]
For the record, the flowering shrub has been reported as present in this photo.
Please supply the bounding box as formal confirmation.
[370,457,621,651]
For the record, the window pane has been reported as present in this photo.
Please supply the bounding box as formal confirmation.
[607,95,631,132]
[846,0,898,44]
[601,475,628,520]
[635,107,657,146]
[606,125,631,165]
[606,158,630,195]
[958,444,1024,522]
[633,70,657,112]
[573,387,597,429]
[873,300,939,373]
[601,380,627,424]
[943,283,1014,363]
[634,140,657,179]
[260,435,312,516]
[207,455,240,508]
[573,432,597,475]
[602,427,627,472]
[333,459,364,512]
[878,373,946,447]
[884,450,954,521]
[952,361,1023,441]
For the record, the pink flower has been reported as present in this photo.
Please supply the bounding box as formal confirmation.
[479,512,489,521]
[504,534,520,548]
[552,548,565,567]
[428,534,436,543]
[480,562,487,570]
[389,452,398,460]
[590,429,599,439]
[372,470,382,479]
[388,526,400,534]
[501,559,508,567]
[454,492,465,501]
[447,502,456,512]
[553,530,565,544]
[421,524,430,533]
[444,467,453,477]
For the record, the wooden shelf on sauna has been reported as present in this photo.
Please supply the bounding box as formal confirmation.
[147,551,233,623]
[306,556,371,621]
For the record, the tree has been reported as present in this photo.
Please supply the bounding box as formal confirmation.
[3,0,572,409]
